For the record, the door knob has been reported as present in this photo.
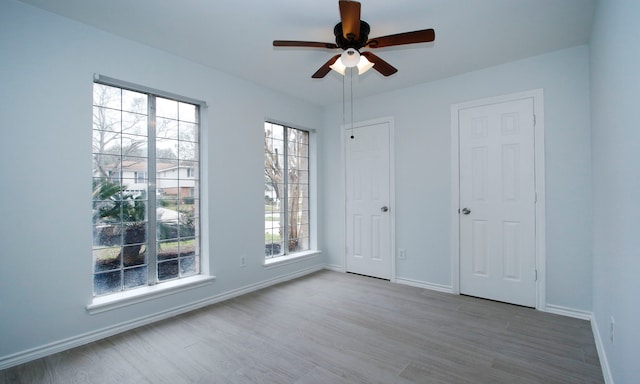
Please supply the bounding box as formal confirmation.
[381,206,389,212]
[461,208,471,215]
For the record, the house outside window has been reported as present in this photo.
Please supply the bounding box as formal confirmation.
[134,171,147,183]
[264,122,310,259]
[92,81,201,296]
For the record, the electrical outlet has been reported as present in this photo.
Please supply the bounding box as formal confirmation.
[240,256,246,267]
[610,316,615,344]
[398,249,406,260]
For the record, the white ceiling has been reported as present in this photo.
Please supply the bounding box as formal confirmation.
[19,0,595,106]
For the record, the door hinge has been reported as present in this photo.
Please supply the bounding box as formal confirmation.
[535,269,538,281]
[533,114,537,126]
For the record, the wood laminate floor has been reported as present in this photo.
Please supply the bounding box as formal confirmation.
[1,270,603,383]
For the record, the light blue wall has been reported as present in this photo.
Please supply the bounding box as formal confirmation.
[0,0,324,362]
[590,0,640,382]
[322,45,593,311]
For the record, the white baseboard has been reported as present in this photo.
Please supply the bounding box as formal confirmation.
[543,304,613,384]
[395,277,454,294]
[543,304,593,320]
[0,264,324,370]
[591,316,614,384]
[323,263,345,273]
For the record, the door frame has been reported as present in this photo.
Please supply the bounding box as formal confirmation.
[450,89,546,309]
[342,116,396,282]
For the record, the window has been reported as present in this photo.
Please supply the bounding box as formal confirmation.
[264,122,310,259]
[92,81,201,296]
[134,171,147,183]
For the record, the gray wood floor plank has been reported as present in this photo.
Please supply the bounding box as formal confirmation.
[0,270,604,383]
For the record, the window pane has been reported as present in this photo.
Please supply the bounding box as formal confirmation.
[93,244,121,272]
[93,107,121,133]
[124,266,147,289]
[94,270,122,296]
[158,260,179,281]
[121,134,148,158]
[178,141,198,161]
[122,112,147,136]
[156,97,178,119]
[93,82,200,296]
[121,89,147,114]
[93,84,121,109]
[179,121,198,142]
[156,118,178,139]
[264,122,310,258]
[157,138,179,159]
[179,102,197,123]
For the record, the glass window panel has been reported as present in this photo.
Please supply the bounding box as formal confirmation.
[93,107,121,133]
[121,134,148,158]
[122,112,148,136]
[178,239,196,256]
[92,131,122,155]
[157,220,179,242]
[124,266,147,289]
[94,270,122,295]
[93,84,121,109]
[179,122,198,142]
[93,83,200,296]
[158,260,179,281]
[180,256,196,276]
[180,160,199,179]
[158,197,179,208]
[121,89,148,114]
[93,223,122,244]
[156,97,178,119]
[122,221,147,242]
[156,138,179,159]
[123,244,146,267]
[158,238,180,260]
[156,117,178,139]
[121,156,147,171]
[93,203,123,227]
[179,102,197,123]
[92,155,121,178]
[93,245,121,272]
[264,123,310,259]
[178,141,198,161]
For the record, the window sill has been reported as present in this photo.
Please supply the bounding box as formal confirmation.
[87,275,216,315]
[263,250,322,269]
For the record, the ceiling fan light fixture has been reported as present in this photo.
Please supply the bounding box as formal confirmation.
[329,58,347,75]
[341,47,360,67]
[330,48,373,76]
[357,55,374,75]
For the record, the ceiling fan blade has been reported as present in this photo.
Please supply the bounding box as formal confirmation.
[366,28,435,49]
[312,54,341,78]
[361,52,397,76]
[339,0,361,41]
[273,40,338,49]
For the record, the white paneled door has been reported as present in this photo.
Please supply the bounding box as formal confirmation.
[345,121,392,280]
[458,98,536,307]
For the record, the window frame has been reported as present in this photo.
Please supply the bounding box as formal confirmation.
[90,74,210,306]
[264,121,315,265]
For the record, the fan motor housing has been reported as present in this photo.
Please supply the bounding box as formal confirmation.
[334,21,370,49]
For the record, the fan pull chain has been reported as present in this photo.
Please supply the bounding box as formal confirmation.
[350,67,355,139]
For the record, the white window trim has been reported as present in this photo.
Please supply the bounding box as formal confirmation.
[264,121,316,261]
[263,250,322,268]
[87,275,216,314]
[90,74,211,308]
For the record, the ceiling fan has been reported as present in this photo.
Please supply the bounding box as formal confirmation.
[273,0,435,78]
